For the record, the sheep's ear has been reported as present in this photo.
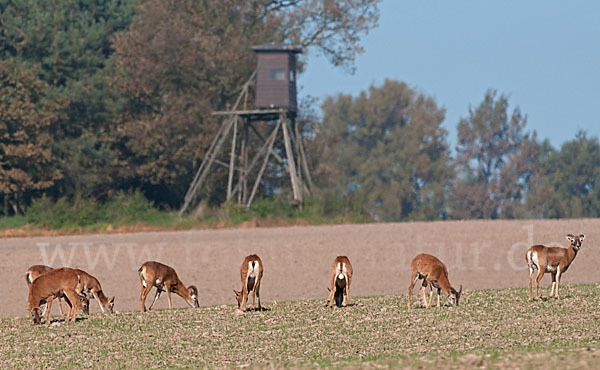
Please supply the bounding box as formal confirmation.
[579,234,585,241]
[566,235,575,243]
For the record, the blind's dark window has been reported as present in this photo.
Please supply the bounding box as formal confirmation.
[269,69,286,80]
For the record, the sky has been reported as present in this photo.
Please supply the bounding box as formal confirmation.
[298,0,600,150]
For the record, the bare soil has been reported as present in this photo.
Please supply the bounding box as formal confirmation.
[2,218,599,318]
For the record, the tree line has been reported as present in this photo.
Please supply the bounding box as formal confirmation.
[313,82,600,221]
[1,0,598,222]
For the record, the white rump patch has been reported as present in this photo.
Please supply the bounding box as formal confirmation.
[335,262,348,276]
[140,267,148,283]
[247,261,259,279]
[528,251,540,270]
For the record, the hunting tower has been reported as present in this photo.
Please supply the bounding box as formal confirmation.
[179,43,312,215]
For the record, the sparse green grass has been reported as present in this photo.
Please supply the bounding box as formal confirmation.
[0,214,26,229]
[2,285,600,368]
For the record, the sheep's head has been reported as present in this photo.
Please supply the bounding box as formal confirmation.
[233,290,243,308]
[448,285,462,306]
[187,286,199,308]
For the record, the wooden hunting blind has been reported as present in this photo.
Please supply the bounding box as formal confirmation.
[179,42,312,215]
[251,42,302,111]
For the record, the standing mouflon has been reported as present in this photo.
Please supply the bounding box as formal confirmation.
[526,234,585,300]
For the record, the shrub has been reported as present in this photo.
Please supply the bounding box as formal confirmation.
[25,195,73,229]
[23,191,175,230]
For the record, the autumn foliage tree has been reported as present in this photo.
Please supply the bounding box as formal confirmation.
[452,90,537,219]
[313,80,451,221]
[0,0,136,203]
[275,0,380,70]
[0,60,65,214]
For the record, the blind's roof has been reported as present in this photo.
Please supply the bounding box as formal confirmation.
[251,42,302,53]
